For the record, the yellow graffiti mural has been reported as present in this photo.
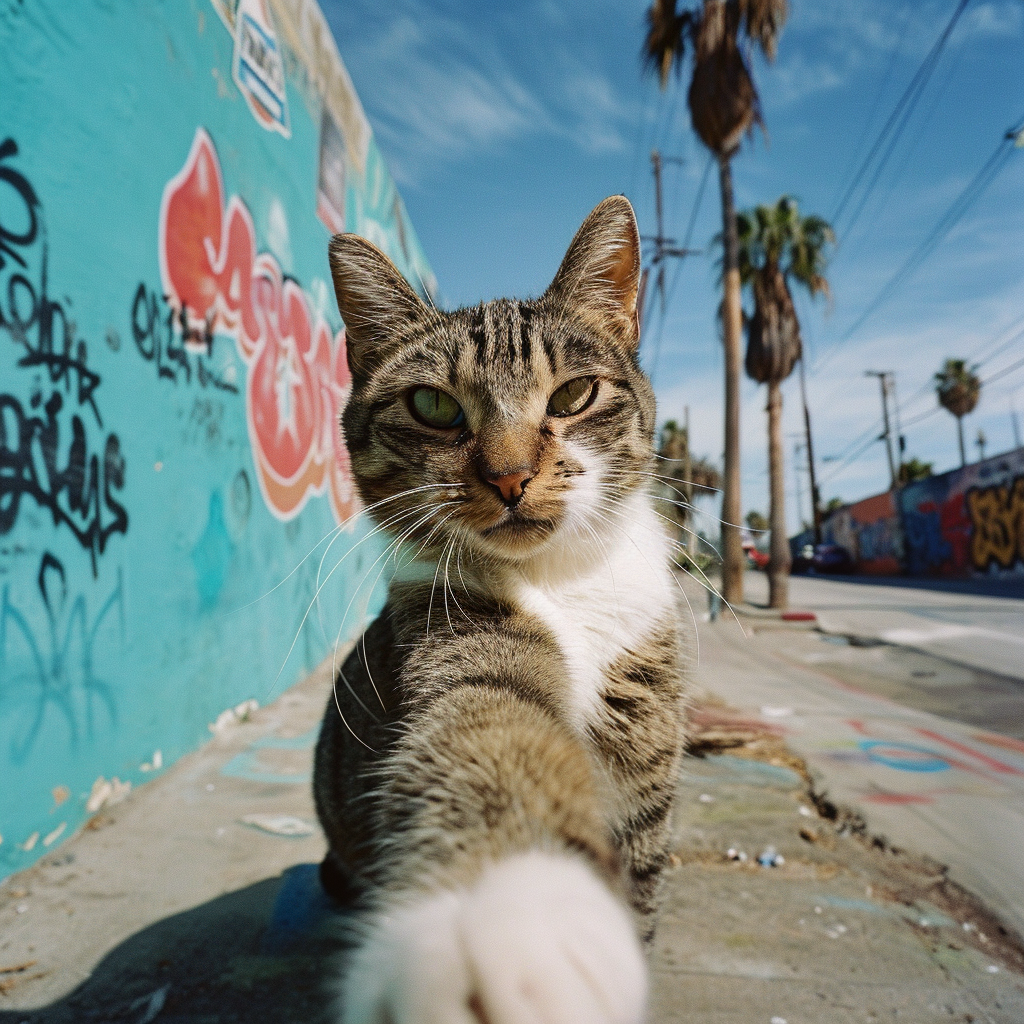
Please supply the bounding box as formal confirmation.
[967,477,1024,570]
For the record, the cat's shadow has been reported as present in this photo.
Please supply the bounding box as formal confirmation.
[1,864,347,1024]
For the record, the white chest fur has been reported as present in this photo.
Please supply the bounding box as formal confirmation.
[509,492,676,734]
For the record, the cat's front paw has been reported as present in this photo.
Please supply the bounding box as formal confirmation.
[341,851,647,1024]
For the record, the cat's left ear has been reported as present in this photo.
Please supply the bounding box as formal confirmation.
[544,195,642,350]
[328,234,429,377]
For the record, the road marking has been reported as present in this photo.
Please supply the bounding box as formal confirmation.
[881,624,1024,647]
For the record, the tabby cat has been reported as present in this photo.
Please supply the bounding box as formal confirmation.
[313,196,686,1024]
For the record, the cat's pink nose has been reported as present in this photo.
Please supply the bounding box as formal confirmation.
[486,470,533,506]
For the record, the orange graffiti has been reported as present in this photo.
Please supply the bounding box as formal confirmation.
[966,476,1024,571]
[158,129,356,525]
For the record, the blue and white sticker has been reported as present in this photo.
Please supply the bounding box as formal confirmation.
[232,0,290,137]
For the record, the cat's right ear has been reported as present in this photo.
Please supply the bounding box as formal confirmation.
[328,234,428,377]
[544,196,642,350]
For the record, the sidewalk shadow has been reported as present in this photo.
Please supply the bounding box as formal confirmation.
[0,864,347,1024]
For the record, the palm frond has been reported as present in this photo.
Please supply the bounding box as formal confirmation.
[737,0,788,60]
[934,358,981,418]
[643,0,694,88]
[731,195,833,383]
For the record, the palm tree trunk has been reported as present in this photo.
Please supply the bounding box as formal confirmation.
[718,152,744,605]
[766,379,790,609]
[957,415,966,467]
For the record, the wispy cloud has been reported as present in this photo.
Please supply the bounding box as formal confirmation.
[956,1,1024,42]
[323,2,636,186]
[771,52,847,105]
[769,0,1023,109]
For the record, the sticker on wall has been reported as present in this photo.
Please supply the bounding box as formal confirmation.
[232,0,290,138]
[211,0,240,30]
[317,108,346,235]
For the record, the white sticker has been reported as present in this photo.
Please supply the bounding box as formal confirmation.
[232,0,290,137]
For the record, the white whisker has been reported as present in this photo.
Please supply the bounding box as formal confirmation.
[592,499,748,642]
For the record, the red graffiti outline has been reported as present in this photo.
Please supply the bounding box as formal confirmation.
[158,129,356,525]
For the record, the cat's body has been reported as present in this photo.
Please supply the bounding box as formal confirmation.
[313,197,687,1024]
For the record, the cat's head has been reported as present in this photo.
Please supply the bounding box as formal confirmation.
[329,196,656,564]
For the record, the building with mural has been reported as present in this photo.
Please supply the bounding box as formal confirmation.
[0,0,435,878]
[820,447,1024,579]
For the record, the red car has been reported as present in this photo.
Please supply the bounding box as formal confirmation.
[743,541,770,570]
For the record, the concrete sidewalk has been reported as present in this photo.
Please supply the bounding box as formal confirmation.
[707,571,1024,941]
[2,620,1023,1021]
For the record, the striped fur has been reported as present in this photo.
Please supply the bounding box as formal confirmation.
[314,197,686,1023]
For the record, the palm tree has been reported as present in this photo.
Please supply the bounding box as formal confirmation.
[934,358,981,467]
[643,0,788,605]
[657,420,722,557]
[736,196,833,609]
[898,457,933,484]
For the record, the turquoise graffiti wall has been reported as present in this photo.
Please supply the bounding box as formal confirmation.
[0,0,435,878]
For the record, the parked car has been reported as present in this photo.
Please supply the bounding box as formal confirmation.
[792,543,853,575]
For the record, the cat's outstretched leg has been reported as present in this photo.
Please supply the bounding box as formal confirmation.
[334,684,648,1024]
[340,851,646,1024]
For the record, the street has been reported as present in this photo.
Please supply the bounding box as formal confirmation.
[688,570,1024,940]
[780,573,1024,683]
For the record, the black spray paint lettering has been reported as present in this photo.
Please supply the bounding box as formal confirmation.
[0,138,39,272]
[0,138,128,573]
[0,390,128,577]
[131,283,238,394]
[0,139,102,426]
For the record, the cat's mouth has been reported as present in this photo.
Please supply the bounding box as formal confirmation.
[480,513,558,541]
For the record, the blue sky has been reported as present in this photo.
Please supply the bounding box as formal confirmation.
[321,0,1024,530]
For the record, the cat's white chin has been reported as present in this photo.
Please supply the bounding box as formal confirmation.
[338,851,647,1024]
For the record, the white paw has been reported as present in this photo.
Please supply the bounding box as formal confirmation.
[340,851,647,1024]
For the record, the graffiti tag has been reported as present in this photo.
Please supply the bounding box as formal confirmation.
[901,500,952,575]
[0,391,128,575]
[967,476,1024,571]
[0,552,123,762]
[130,282,238,393]
[157,128,357,524]
[0,138,128,574]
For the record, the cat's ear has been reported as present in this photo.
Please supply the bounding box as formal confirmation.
[328,234,429,376]
[544,196,642,349]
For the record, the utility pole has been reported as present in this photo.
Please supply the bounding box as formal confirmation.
[798,357,822,543]
[866,370,898,490]
[1010,396,1022,449]
[791,438,806,530]
[640,150,700,327]
[890,373,906,473]
[683,405,695,558]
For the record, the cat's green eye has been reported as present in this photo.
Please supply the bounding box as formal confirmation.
[409,387,466,429]
[547,377,597,417]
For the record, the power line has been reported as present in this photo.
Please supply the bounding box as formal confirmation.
[813,115,1024,373]
[823,352,1024,480]
[644,152,713,383]
[970,318,1024,371]
[837,125,1021,344]
[871,313,1024,431]
[819,428,886,485]
[829,6,914,219]
[981,354,1024,388]
[831,0,972,240]
[628,81,661,200]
